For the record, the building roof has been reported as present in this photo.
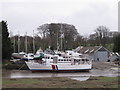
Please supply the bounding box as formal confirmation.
[76,46,110,54]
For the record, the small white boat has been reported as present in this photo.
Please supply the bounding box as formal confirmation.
[11,52,26,59]
[21,53,34,61]
[25,53,92,72]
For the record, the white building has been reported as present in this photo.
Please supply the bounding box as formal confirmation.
[76,46,111,62]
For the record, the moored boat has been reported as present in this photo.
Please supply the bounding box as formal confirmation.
[11,52,26,59]
[21,53,34,61]
[25,53,92,72]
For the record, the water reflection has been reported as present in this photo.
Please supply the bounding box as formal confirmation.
[10,70,91,78]
[2,68,119,81]
[70,76,90,81]
[2,70,91,81]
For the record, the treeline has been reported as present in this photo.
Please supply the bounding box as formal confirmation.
[1,21,120,60]
[84,26,117,50]
[11,23,82,52]
[11,23,119,53]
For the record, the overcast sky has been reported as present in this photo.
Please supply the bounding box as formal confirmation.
[0,0,119,36]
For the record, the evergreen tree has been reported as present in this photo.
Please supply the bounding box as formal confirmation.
[2,21,12,60]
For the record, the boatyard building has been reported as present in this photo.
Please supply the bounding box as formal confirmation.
[75,46,111,62]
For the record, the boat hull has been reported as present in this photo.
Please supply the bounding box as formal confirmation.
[25,61,92,72]
[31,69,91,73]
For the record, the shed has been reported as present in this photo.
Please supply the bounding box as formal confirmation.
[109,52,120,61]
[76,46,110,62]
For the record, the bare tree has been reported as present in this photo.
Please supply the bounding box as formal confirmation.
[95,26,110,46]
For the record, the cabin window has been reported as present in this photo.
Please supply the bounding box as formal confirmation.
[61,59,63,61]
[48,57,49,59]
[51,57,53,59]
[82,59,84,61]
[86,59,89,61]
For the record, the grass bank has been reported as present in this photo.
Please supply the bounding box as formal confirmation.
[2,76,119,88]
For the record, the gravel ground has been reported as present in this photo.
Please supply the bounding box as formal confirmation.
[92,61,119,70]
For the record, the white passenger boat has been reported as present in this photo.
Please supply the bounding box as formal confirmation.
[25,53,92,72]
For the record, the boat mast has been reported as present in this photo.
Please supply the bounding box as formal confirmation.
[18,31,20,53]
[10,31,16,53]
[33,30,35,54]
[57,32,59,51]
[25,32,27,53]
[14,36,15,53]
[60,24,63,51]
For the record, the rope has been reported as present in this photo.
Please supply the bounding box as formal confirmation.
[18,63,26,70]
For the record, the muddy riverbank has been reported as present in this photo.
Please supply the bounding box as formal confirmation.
[2,61,119,88]
[2,60,29,70]
[92,61,119,70]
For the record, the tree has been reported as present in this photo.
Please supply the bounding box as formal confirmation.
[2,21,12,60]
[37,23,79,50]
[113,33,120,53]
[95,26,110,46]
[87,33,97,46]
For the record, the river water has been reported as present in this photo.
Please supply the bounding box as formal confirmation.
[2,68,119,81]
